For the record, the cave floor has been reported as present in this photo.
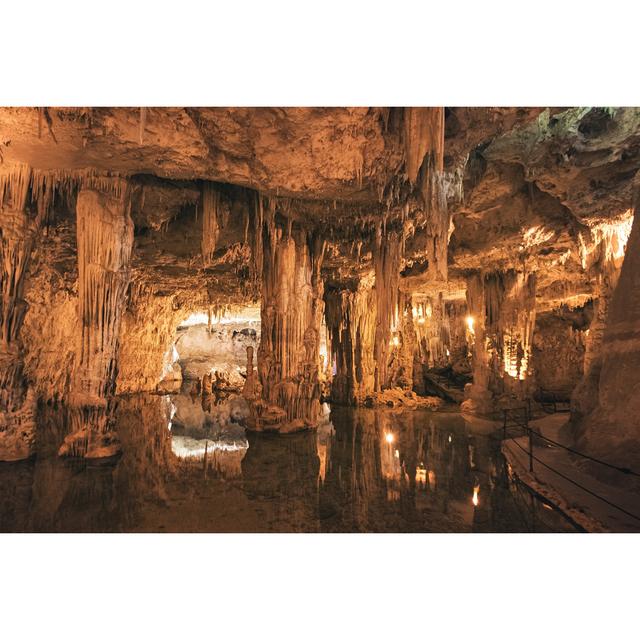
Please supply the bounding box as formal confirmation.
[503,415,640,532]
[0,393,579,533]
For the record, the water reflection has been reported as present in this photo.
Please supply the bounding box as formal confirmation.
[0,391,577,532]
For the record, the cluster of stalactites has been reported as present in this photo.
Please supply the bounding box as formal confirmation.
[0,164,40,350]
[373,224,404,390]
[578,210,634,285]
[1,163,130,230]
[75,180,134,400]
[400,109,451,283]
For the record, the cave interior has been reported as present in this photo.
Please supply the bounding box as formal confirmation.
[1,106,640,531]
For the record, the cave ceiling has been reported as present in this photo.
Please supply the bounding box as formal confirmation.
[1,106,639,310]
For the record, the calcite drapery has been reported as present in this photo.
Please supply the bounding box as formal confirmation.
[60,178,133,457]
[244,201,326,432]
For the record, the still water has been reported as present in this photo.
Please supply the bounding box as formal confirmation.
[0,391,578,533]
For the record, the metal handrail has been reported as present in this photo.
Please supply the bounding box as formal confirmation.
[501,405,640,524]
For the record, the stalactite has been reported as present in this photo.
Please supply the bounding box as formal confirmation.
[403,108,445,185]
[139,107,147,145]
[251,191,264,285]
[201,182,220,267]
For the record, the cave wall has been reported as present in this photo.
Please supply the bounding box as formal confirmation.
[573,185,640,471]
[174,321,259,385]
[531,312,586,401]
[116,292,184,395]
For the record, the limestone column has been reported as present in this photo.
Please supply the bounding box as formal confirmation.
[462,273,493,415]
[246,216,325,433]
[59,178,133,458]
[0,166,36,461]
[323,281,376,405]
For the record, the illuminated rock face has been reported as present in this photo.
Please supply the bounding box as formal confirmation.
[462,271,537,415]
[573,187,640,473]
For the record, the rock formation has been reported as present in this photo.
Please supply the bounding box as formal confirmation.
[0,106,639,474]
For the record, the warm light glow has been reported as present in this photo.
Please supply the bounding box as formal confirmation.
[465,315,475,334]
[503,330,529,380]
[390,335,400,347]
[178,307,260,328]
[448,434,452,443]
[171,437,248,459]
[472,484,480,507]
[385,433,394,444]
[417,317,425,325]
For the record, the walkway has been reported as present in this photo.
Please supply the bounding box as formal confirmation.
[502,414,640,532]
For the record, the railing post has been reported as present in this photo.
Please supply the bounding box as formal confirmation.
[528,427,533,472]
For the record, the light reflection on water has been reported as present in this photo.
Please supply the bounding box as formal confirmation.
[0,391,578,533]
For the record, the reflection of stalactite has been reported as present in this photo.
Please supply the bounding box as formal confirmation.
[320,407,384,531]
[242,430,320,531]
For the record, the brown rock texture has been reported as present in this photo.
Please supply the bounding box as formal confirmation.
[0,106,640,471]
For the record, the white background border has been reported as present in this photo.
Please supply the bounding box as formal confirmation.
[2,1,639,637]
